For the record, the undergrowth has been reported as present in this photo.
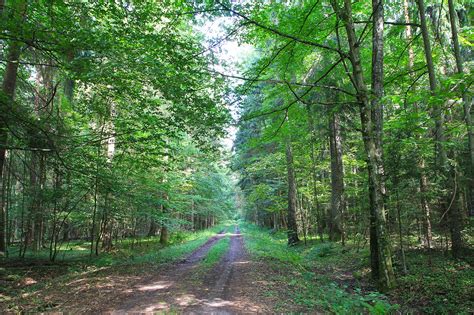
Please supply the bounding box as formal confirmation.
[4,224,228,266]
[98,224,229,267]
[394,250,473,313]
[240,222,396,314]
[240,222,473,314]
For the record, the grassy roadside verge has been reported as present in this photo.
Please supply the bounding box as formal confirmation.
[3,223,229,266]
[0,224,229,312]
[112,224,230,267]
[240,222,397,314]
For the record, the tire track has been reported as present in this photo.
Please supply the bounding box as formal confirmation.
[188,226,260,314]
[108,226,268,314]
[109,230,227,314]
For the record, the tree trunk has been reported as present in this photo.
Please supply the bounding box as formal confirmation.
[29,63,52,252]
[306,105,324,242]
[28,149,41,251]
[0,43,21,177]
[0,0,27,254]
[416,0,447,168]
[395,188,408,274]
[448,0,474,214]
[64,50,75,101]
[160,224,169,245]
[159,194,169,245]
[417,0,464,257]
[371,0,396,289]
[148,218,158,237]
[100,194,113,252]
[403,0,433,249]
[285,139,300,246]
[0,151,8,255]
[419,159,433,248]
[449,168,464,257]
[191,199,195,230]
[332,0,395,290]
[328,106,345,242]
[90,144,100,257]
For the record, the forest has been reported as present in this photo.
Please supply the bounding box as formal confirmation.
[0,0,472,313]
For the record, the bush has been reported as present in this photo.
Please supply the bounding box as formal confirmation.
[307,243,335,258]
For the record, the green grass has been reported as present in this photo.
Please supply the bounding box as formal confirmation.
[240,223,302,265]
[4,224,229,267]
[200,235,230,270]
[240,222,397,314]
[94,225,227,267]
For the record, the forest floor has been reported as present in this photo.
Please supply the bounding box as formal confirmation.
[1,222,473,313]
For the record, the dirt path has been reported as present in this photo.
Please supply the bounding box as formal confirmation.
[107,226,271,314]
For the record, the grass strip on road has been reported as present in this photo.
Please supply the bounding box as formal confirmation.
[199,235,231,271]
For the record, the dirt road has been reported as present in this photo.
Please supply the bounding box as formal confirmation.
[107,226,270,314]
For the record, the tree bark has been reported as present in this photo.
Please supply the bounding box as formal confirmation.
[285,139,300,245]
[0,152,8,255]
[395,186,408,274]
[403,0,433,249]
[306,105,324,241]
[159,193,169,245]
[332,0,395,290]
[448,0,474,214]
[29,63,53,252]
[0,0,27,254]
[90,140,101,257]
[64,50,75,101]
[419,159,433,248]
[160,224,169,245]
[148,218,158,237]
[416,0,447,168]
[328,106,345,242]
[417,0,464,257]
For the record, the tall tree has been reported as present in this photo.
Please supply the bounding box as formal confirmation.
[416,0,447,168]
[331,0,395,289]
[285,138,300,245]
[447,0,473,212]
[328,104,345,243]
[403,0,433,249]
[417,0,464,257]
[0,0,27,255]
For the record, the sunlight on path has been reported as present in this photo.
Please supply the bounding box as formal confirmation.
[108,227,268,314]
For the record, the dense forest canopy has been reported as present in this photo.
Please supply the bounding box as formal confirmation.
[228,0,473,289]
[0,0,236,259]
[0,0,472,313]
